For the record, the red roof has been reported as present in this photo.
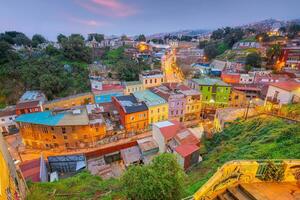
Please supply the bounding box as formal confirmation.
[270,81,300,91]
[175,129,200,146]
[175,144,199,157]
[20,158,41,182]
[159,120,184,141]
[16,100,40,110]
[93,84,124,93]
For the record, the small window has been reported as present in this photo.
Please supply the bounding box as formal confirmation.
[52,135,56,139]
[63,135,68,140]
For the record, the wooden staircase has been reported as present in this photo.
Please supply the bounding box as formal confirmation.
[214,184,259,200]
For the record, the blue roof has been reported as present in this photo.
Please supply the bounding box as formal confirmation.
[16,111,65,126]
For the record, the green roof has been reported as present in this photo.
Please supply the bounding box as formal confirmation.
[192,78,230,87]
[133,90,167,107]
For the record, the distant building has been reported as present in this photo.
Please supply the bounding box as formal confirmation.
[16,91,46,115]
[137,137,159,164]
[229,89,248,107]
[133,90,169,124]
[139,70,165,88]
[121,146,142,167]
[0,133,26,199]
[265,81,300,104]
[188,78,231,108]
[93,84,124,104]
[43,92,94,110]
[0,106,18,135]
[123,81,144,95]
[232,42,261,50]
[16,106,107,150]
[112,95,148,132]
[152,120,200,170]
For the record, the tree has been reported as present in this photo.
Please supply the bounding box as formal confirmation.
[137,34,146,42]
[14,33,31,46]
[204,43,219,60]
[287,24,300,38]
[87,33,104,42]
[266,44,281,64]
[211,28,224,40]
[32,34,46,48]
[121,153,185,200]
[246,52,262,69]
[0,41,19,64]
[57,34,67,44]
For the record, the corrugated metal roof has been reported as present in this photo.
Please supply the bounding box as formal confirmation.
[16,111,64,126]
[133,90,167,107]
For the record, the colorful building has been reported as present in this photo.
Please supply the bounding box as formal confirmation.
[123,81,144,95]
[16,106,107,150]
[0,106,18,135]
[152,120,200,170]
[139,70,165,88]
[43,92,94,110]
[188,78,231,108]
[229,89,248,107]
[0,133,26,200]
[112,95,148,133]
[16,91,46,116]
[180,88,202,121]
[133,90,168,124]
[93,84,124,104]
[150,85,186,122]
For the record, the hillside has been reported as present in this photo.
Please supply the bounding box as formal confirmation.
[26,116,300,199]
[184,116,300,196]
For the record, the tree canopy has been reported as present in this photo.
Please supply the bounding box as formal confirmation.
[121,153,185,200]
[245,52,262,69]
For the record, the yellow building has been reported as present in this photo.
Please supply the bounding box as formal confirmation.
[123,81,144,95]
[181,89,202,121]
[0,133,26,200]
[16,106,106,150]
[133,90,168,124]
[139,70,165,89]
[229,89,248,107]
[43,92,94,110]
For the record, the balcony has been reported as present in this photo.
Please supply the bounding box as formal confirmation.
[266,96,280,104]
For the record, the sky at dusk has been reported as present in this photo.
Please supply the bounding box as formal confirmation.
[0,0,299,40]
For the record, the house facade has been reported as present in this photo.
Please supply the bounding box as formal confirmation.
[133,90,168,124]
[112,95,148,132]
[265,81,300,104]
[139,70,165,88]
[123,81,144,95]
[0,106,18,135]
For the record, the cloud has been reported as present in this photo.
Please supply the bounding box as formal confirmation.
[76,0,138,17]
[69,17,107,27]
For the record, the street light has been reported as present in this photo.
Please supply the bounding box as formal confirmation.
[245,99,253,120]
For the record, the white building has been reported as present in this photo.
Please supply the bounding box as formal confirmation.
[239,74,255,84]
[0,106,18,135]
[266,81,300,104]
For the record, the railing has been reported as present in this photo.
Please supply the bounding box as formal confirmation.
[193,159,300,200]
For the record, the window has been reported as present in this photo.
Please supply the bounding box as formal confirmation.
[42,127,48,134]
[1,118,4,122]
[157,108,160,113]
[9,117,13,120]
[63,135,68,140]
[145,80,147,84]
[52,135,56,139]
[130,116,135,121]
[62,127,66,134]
[84,135,88,139]
[51,127,54,131]
[150,79,152,84]
[154,79,157,83]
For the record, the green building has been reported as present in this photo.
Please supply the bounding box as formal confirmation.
[188,78,231,107]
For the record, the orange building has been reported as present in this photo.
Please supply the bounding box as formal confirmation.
[112,95,149,133]
[43,92,94,110]
[16,106,106,150]
[229,89,248,107]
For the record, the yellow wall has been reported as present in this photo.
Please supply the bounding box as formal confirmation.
[43,93,95,110]
[124,84,144,95]
[124,110,149,132]
[184,95,201,121]
[0,151,16,200]
[149,103,169,124]
[141,77,164,89]
[19,123,106,150]
[193,160,300,200]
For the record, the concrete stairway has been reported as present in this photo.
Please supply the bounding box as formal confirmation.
[214,185,257,200]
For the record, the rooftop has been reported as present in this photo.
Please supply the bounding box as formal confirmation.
[19,91,45,102]
[16,108,90,126]
[270,81,300,92]
[137,137,158,152]
[133,90,167,107]
[19,158,42,182]
[0,106,16,117]
[44,92,92,105]
[115,95,148,114]
[192,78,230,87]
[120,146,141,166]
[16,100,41,110]
[154,120,184,141]
[175,144,199,157]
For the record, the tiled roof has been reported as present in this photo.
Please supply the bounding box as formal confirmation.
[133,90,167,107]
[175,144,199,157]
[0,106,16,117]
[155,120,183,141]
[16,100,40,110]
[192,78,230,87]
[115,95,148,114]
[175,129,200,146]
[270,81,300,92]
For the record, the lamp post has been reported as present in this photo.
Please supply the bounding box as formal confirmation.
[245,99,253,120]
